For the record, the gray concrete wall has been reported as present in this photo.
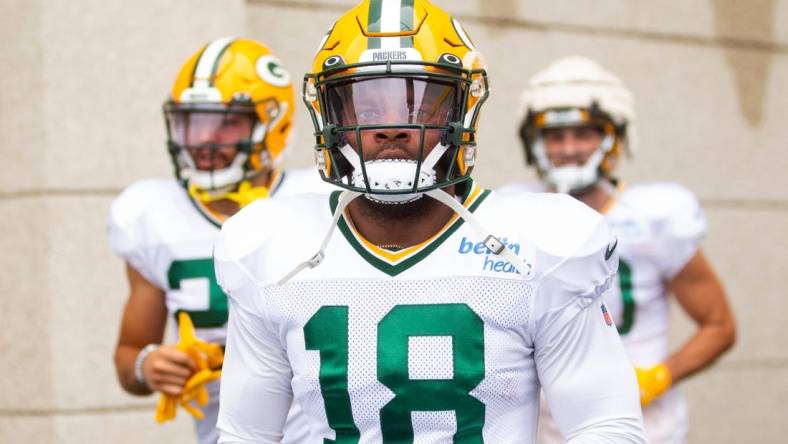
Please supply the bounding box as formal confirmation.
[1,0,785,442]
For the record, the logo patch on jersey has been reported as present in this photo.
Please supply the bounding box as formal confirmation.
[601,303,614,327]
[458,236,534,279]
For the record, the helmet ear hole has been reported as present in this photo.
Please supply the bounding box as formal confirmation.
[322,56,345,71]
[438,53,463,68]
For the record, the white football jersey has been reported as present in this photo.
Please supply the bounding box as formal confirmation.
[214,182,646,443]
[107,168,333,444]
[501,181,705,444]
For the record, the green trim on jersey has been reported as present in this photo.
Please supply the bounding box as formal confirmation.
[187,194,223,229]
[329,184,491,276]
[616,258,636,335]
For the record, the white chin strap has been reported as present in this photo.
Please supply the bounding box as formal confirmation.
[339,142,448,204]
[533,134,613,194]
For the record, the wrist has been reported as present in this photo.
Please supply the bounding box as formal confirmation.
[134,344,159,389]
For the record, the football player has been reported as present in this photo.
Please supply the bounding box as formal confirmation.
[109,37,329,444]
[505,56,736,444]
[213,2,647,443]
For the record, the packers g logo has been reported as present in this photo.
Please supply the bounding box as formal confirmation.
[256,55,291,88]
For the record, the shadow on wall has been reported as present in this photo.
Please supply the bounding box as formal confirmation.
[476,0,518,35]
[712,0,775,127]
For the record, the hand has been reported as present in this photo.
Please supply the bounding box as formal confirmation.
[635,363,672,407]
[155,312,224,423]
[141,345,196,396]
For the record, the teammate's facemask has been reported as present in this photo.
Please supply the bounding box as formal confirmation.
[165,103,259,193]
[321,75,464,203]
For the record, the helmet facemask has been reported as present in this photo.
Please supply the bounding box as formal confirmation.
[305,60,488,203]
[166,38,296,209]
[164,101,270,197]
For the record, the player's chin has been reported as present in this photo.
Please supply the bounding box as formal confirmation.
[358,192,440,223]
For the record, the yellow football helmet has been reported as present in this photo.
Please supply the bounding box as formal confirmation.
[518,56,635,194]
[303,0,488,202]
[165,37,295,202]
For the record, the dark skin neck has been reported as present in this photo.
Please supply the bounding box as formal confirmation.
[203,170,273,218]
[346,184,457,248]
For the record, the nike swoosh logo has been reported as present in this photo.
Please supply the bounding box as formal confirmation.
[605,238,618,261]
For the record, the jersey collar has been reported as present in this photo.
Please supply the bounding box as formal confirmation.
[329,180,491,276]
[187,170,288,229]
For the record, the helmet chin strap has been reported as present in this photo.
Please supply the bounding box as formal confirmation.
[533,134,614,194]
[183,152,249,195]
[546,148,605,194]
[277,190,362,285]
[277,187,534,285]
[338,142,449,204]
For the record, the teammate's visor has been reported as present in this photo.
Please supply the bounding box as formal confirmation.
[165,109,256,147]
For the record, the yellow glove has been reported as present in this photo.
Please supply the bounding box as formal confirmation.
[155,312,224,423]
[635,363,672,408]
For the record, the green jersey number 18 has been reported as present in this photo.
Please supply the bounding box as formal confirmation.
[304,303,486,443]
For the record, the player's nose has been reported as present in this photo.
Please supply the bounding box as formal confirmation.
[374,127,413,143]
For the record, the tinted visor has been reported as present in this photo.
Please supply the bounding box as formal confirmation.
[325,77,461,127]
[165,105,257,148]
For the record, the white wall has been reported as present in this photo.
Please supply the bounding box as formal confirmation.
[1,0,785,442]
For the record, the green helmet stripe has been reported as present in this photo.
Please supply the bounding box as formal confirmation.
[400,0,414,48]
[367,0,382,49]
[367,0,415,50]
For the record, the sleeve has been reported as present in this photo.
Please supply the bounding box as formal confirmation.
[214,212,294,443]
[106,186,159,286]
[654,184,707,279]
[534,220,646,443]
[217,298,293,444]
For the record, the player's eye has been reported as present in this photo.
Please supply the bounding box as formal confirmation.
[356,109,381,124]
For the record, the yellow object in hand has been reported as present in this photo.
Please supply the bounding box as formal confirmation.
[155,312,224,424]
[635,363,672,408]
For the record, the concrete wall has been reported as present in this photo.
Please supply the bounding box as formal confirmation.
[1,0,785,442]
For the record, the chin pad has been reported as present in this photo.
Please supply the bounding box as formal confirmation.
[351,159,436,204]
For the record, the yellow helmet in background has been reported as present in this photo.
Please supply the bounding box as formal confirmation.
[303,0,489,201]
[165,37,295,202]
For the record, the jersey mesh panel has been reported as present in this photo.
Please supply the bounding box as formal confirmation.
[262,276,538,443]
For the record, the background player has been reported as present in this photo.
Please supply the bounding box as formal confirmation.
[505,55,736,443]
[108,37,326,443]
[214,1,646,442]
